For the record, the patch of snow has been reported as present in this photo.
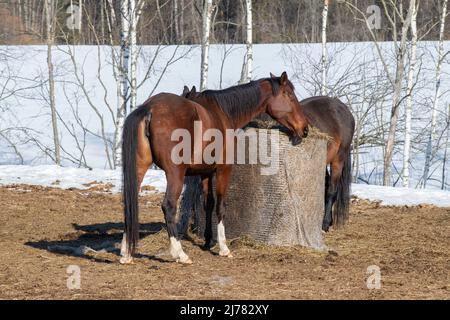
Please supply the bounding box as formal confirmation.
[351,183,450,208]
[0,165,166,192]
[1,165,449,207]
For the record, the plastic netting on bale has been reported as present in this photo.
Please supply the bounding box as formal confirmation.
[178,120,328,251]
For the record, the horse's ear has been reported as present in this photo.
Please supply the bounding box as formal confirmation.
[270,72,276,79]
[280,71,288,86]
[191,85,197,94]
[182,85,190,97]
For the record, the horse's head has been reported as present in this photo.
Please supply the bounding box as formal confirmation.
[265,72,309,145]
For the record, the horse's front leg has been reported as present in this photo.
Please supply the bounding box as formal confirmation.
[163,168,192,264]
[215,166,233,258]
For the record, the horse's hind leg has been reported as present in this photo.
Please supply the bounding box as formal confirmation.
[324,167,330,207]
[323,161,343,232]
[163,168,192,264]
[322,167,331,231]
[202,174,215,250]
[215,166,233,258]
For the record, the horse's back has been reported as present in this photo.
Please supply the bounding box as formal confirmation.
[300,96,354,162]
[146,92,198,115]
[300,96,354,139]
[141,93,220,170]
[143,92,216,127]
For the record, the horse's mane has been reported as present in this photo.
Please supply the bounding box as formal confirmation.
[198,77,295,119]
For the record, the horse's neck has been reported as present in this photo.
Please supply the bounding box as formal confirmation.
[230,82,271,129]
[230,103,266,129]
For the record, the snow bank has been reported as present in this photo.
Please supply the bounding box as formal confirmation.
[351,183,450,208]
[0,165,166,192]
[1,165,449,207]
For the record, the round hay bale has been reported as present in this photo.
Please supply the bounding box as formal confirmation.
[178,126,328,251]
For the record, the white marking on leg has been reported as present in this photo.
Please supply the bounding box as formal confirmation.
[120,233,133,264]
[217,221,232,257]
[169,237,192,264]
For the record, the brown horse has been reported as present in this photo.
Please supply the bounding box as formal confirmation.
[120,72,309,264]
[300,96,355,232]
[183,88,353,233]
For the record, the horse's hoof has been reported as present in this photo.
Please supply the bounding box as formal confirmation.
[219,249,233,258]
[202,243,212,251]
[177,256,193,264]
[119,256,133,264]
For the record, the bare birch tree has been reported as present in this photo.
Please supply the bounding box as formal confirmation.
[442,103,450,189]
[78,0,83,33]
[422,0,448,188]
[382,0,415,186]
[200,0,213,91]
[239,0,252,84]
[114,0,131,167]
[129,0,146,112]
[402,0,419,187]
[129,0,138,111]
[113,0,146,166]
[45,0,61,165]
[321,0,329,95]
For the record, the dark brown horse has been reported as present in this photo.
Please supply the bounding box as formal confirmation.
[300,96,355,232]
[120,72,309,264]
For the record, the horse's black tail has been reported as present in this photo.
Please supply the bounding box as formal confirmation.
[333,152,351,228]
[122,106,151,256]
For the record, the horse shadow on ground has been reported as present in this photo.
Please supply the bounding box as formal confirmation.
[25,222,171,263]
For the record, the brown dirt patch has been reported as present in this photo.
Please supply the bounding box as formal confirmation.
[0,185,449,299]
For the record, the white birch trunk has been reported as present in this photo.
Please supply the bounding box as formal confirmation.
[114,0,130,168]
[106,0,117,23]
[107,0,123,169]
[78,0,83,33]
[402,0,418,188]
[173,0,179,42]
[23,0,29,31]
[121,0,130,110]
[180,0,184,44]
[129,0,138,111]
[240,0,253,84]
[45,0,61,165]
[423,0,447,188]
[383,1,414,186]
[442,104,450,190]
[321,0,329,96]
[200,0,213,91]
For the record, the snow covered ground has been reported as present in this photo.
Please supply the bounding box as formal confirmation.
[1,165,449,207]
[1,43,450,189]
[351,183,450,208]
[0,164,166,192]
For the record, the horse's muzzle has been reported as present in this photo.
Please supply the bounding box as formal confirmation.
[290,135,302,146]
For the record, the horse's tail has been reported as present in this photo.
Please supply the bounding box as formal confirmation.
[333,151,351,228]
[122,106,152,256]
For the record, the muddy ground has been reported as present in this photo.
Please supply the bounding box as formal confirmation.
[0,184,449,300]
